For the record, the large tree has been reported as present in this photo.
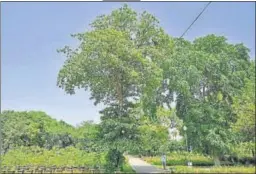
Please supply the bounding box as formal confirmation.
[57,4,172,171]
[169,35,253,165]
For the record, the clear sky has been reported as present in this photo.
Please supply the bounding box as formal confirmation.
[1,2,255,126]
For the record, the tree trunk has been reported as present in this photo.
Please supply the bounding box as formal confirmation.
[116,154,120,168]
[213,155,221,166]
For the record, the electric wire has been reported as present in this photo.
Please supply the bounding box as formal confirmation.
[179,2,212,39]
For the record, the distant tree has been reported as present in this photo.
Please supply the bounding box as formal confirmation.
[0,111,76,153]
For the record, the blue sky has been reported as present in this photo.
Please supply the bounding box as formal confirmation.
[1,2,255,126]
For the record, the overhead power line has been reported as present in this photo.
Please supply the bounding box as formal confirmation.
[179,2,212,39]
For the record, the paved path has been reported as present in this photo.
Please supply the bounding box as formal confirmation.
[127,156,168,173]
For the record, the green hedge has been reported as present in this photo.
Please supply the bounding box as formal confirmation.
[143,152,214,166]
[169,166,255,173]
[220,155,256,165]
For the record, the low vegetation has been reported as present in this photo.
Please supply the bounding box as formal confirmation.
[2,146,134,173]
[144,149,256,167]
[154,165,255,173]
[2,146,106,168]
[144,152,214,166]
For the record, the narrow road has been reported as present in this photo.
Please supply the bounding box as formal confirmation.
[127,156,168,173]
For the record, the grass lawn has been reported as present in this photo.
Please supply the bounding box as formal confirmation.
[154,165,255,173]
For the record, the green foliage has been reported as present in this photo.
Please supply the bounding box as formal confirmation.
[136,117,169,156]
[98,104,142,171]
[0,110,104,155]
[0,111,77,153]
[57,4,167,108]
[229,142,255,158]
[144,152,214,166]
[105,149,125,172]
[75,121,101,152]
[99,104,141,151]
[231,61,255,142]
[167,141,186,152]
[156,107,183,129]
